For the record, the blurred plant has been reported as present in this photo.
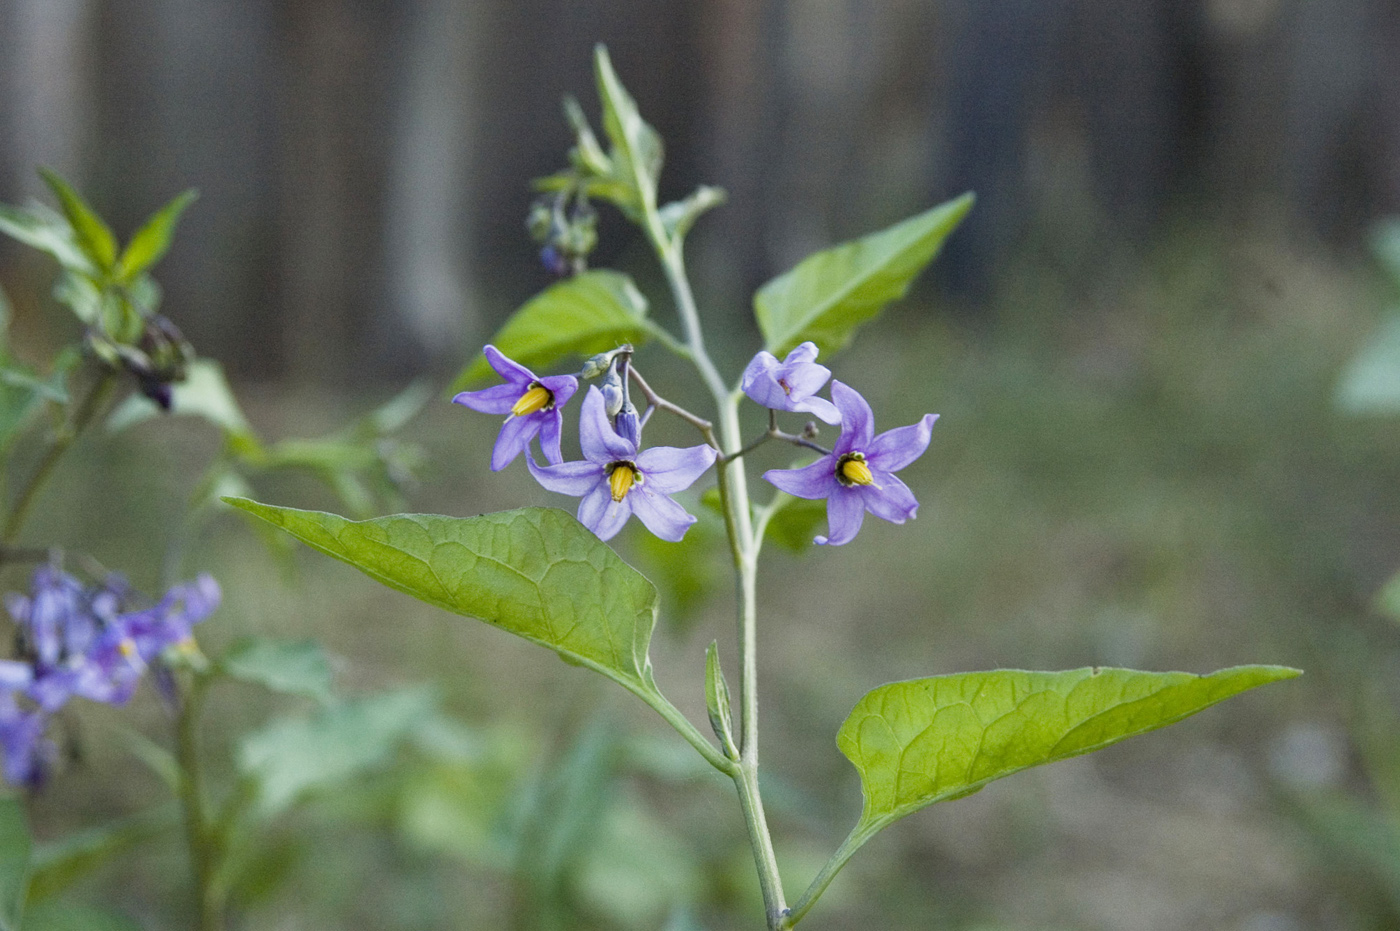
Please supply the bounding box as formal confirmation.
[229,46,1300,930]
[0,171,431,930]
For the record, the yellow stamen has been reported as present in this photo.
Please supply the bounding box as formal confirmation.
[609,463,636,502]
[840,457,874,486]
[511,384,552,417]
[118,639,139,659]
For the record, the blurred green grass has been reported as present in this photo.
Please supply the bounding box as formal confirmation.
[14,223,1400,929]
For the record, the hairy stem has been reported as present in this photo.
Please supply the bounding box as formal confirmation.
[643,212,788,926]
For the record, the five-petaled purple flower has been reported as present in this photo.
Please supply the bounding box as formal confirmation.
[453,345,579,471]
[741,342,841,425]
[528,387,717,542]
[764,381,937,546]
[0,567,221,787]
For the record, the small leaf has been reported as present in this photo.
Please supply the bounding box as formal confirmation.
[1338,313,1400,414]
[593,45,663,218]
[761,492,828,553]
[705,642,738,760]
[0,796,29,931]
[26,806,177,904]
[755,193,974,357]
[222,500,663,700]
[239,687,438,817]
[219,637,335,705]
[659,186,726,241]
[107,358,258,445]
[0,204,93,274]
[837,665,1298,841]
[452,270,649,390]
[117,189,197,280]
[38,169,117,273]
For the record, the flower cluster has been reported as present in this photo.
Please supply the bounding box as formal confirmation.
[455,341,935,547]
[0,565,220,787]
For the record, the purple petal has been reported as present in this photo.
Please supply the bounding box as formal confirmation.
[783,342,820,367]
[817,489,865,546]
[830,381,874,453]
[0,662,33,691]
[490,414,539,471]
[858,472,919,524]
[538,374,579,407]
[777,351,830,400]
[577,387,635,463]
[741,352,790,410]
[866,414,938,473]
[634,444,718,494]
[764,456,838,500]
[453,383,521,416]
[528,456,603,496]
[482,345,536,385]
[578,484,632,541]
[629,489,698,542]
[790,394,842,425]
[537,411,565,465]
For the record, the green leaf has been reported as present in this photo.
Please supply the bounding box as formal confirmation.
[0,796,30,931]
[452,270,650,390]
[222,500,663,700]
[106,358,258,445]
[658,186,726,241]
[117,189,197,280]
[219,637,336,705]
[26,806,177,904]
[705,642,738,760]
[838,665,1298,839]
[0,204,93,274]
[239,687,438,817]
[22,903,142,931]
[593,45,663,218]
[38,169,117,273]
[754,193,974,357]
[760,491,828,553]
[1338,313,1400,414]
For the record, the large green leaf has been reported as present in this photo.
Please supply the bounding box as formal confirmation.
[222,500,662,699]
[593,45,663,219]
[754,193,974,357]
[837,665,1298,839]
[219,637,336,706]
[0,797,29,931]
[452,271,649,390]
[117,188,197,280]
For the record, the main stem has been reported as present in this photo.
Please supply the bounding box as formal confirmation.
[645,215,788,927]
[176,673,223,931]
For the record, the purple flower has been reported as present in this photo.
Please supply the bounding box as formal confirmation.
[741,342,841,425]
[527,387,717,542]
[453,346,579,471]
[0,693,53,788]
[763,381,937,546]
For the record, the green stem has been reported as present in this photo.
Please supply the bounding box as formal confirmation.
[642,212,788,927]
[783,824,874,926]
[176,672,223,931]
[3,370,116,544]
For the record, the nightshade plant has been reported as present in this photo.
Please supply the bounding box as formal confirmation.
[219,46,1303,929]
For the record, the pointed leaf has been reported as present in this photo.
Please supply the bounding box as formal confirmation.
[0,204,93,274]
[38,169,117,273]
[452,270,649,390]
[838,665,1299,838]
[593,45,663,218]
[106,358,257,445]
[705,642,737,760]
[755,193,974,357]
[659,186,726,241]
[219,637,335,705]
[23,904,143,931]
[0,796,29,931]
[117,189,197,280]
[222,499,662,698]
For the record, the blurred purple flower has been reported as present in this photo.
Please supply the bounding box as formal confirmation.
[0,693,53,788]
[528,387,717,542]
[741,342,841,425]
[763,381,937,546]
[453,345,579,471]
